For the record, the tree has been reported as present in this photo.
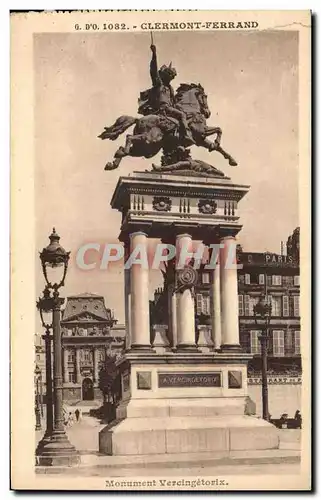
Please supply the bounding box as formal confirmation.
[98,353,119,405]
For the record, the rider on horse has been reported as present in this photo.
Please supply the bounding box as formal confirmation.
[138,44,195,145]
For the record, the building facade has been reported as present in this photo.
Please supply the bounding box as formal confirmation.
[149,228,301,417]
[237,248,300,374]
[151,228,300,371]
[60,293,125,403]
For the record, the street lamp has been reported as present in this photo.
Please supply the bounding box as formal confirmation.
[36,228,79,466]
[36,286,54,454]
[254,293,272,421]
[35,365,42,431]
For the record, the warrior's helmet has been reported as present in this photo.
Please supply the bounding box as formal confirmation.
[159,62,177,81]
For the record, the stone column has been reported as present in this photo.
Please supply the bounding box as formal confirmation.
[161,238,177,349]
[93,348,99,383]
[75,347,81,383]
[63,347,69,383]
[124,238,131,350]
[209,246,222,350]
[220,235,241,350]
[130,231,152,350]
[176,234,198,351]
[170,287,178,349]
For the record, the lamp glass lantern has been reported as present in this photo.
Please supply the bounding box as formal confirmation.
[253,296,272,328]
[39,228,70,290]
[35,364,41,378]
[36,286,53,329]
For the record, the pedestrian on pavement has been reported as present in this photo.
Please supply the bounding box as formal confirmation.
[68,412,74,428]
[75,409,80,422]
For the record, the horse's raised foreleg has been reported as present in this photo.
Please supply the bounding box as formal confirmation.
[215,145,238,167]
[196,136,237,167]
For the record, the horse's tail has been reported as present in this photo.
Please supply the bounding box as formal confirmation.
[98,115,137,141]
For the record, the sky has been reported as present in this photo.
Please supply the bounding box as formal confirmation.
[34,30,299,323]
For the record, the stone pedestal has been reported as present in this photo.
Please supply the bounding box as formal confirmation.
[100,172,279,456]
[99,352,279,455]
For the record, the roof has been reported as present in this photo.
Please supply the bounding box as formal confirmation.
[62,294,113,323]
[66,292,104,299]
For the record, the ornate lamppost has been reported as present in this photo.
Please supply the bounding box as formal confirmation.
[36,286,54,454]
[39,368,44,418]
[253,292,272,421]
[36,228,80,466]
[35,365,42,431]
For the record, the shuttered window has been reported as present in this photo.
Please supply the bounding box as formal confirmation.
[271,295,282,316]
[293,295,300,317]
[249,296,259,316]
[238,295,244,316]
[250,330,261,354]
[294,331,300,354]
[244,295,250,316]
[272,275,282,286]
[196,294,203,314]
[273,330,285,356]
[202,295,210,315]
[282,295,290,317]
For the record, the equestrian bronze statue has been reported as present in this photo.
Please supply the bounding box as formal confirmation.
[98,44,237,175]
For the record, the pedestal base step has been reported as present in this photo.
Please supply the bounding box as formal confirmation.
[99,415,279,456]
[35,448,300,474]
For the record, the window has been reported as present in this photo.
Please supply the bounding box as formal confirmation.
[266,275,272,286]
[294,275,300,286]
[273,330,285,356]
[202,272,210,284]
[245,274,251,285]
[244,295,250,316]
[282,276,294,287]
[294,331,300,355]
[36,354,40,361]
[250,330,261,354]
[238,295,244,316]
[272,275,282,286]
[240,331,251,353]
[285,330,293,355]
[68,371,76,383]
[271,295,282,316]
[68,352,74,362]
[259,274,265,285]
[202,295,210,315]
[249,296,259,316]
[238,274,245,285]
[82,350,91,362]
[98,350,105,362]
[196,294,203,315]
[293,295,300,317]
[282,295,290,317]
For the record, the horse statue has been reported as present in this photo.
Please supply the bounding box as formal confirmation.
[98,83,237,172]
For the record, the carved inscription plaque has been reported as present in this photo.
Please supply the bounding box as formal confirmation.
[158,372,221,388]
